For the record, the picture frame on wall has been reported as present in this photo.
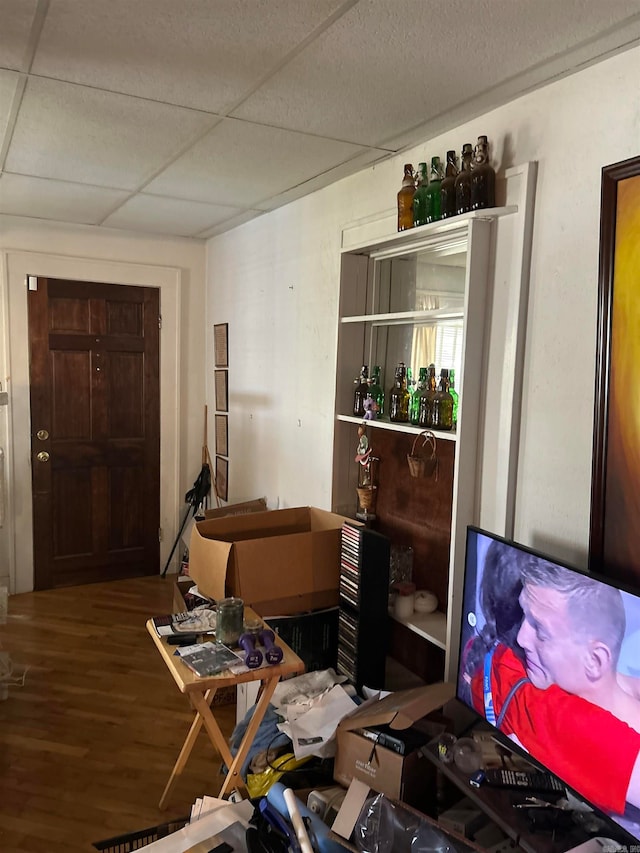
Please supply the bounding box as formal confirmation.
[215,414,228,457]
[216,456,228,502]
[214,369,228,412]
[590,154,640,587]
[214,323,229,368]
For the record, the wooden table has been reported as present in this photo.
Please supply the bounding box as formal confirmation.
[146,609,305,808]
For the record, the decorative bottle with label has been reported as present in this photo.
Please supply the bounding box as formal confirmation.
[413,162,429,227]
[449,368,459,427]
[440,150,459,219]
[410,367,428,425]
[368,365,385,417]
[353,365,369,417]
[433,369,454,430]
[470,135,496,210]
[418,364,438,427]
[454,143,474,215]
[389,363,410,423]
[425,156,443,223]
[397,164,416,231]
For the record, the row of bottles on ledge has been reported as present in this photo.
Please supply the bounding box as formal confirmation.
[397,135,496,232]
[353,363,458,430]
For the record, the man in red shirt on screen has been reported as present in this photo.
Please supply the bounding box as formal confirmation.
[464,541,640,817]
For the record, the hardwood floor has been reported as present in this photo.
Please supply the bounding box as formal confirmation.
[0,576,237,852]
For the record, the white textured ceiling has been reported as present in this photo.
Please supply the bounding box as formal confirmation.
[1,0,640,240]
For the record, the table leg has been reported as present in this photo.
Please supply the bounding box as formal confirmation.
[159,686,218,810]
[218,675,279,799]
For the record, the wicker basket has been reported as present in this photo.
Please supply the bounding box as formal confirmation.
[407,431,438,479]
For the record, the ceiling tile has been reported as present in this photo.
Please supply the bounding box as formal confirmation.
[1,0,39,72]
[102,193,249,238]
[0,70,21,152]
[32,0,349,113]
[233,0,640,147]
[0,172,130,224]
[4,76,217,189]
[145,118,380,207]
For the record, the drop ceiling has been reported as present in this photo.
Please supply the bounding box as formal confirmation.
[1,0,640,240]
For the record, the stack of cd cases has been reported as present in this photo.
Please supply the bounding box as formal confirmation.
[337,521,390,690]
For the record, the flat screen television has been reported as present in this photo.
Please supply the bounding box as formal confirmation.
[458,526,640,843]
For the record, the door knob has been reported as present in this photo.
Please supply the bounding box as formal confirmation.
[36,451,50,463]
[36,429,49,441]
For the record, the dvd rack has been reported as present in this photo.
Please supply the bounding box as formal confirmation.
[337,521,390,690]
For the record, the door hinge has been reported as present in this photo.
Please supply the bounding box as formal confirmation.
[158,314,162,330]
[158,527,163,542]
[27,275,38,291]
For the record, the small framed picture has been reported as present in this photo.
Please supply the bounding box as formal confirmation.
[215,414,228,457]
[216,456,228,502]
[214,370,228,412]
[214,323,229,368]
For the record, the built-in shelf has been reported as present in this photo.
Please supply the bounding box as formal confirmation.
[340,307,464,325]
[389,609,447,650]
[342,206,518,255]
[337,414,457,442]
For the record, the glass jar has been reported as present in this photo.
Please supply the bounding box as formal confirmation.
[216,597,244,646]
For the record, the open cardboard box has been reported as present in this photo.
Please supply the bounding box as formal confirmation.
[188,506,357,616]
[334,682,455,811]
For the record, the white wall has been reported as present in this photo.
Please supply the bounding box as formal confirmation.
[205,45,640,571]
[0,216,206,592]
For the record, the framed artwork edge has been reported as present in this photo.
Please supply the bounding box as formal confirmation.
[589,153,640,584]
[214,322,229,368]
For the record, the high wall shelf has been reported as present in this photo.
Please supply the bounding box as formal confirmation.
[332,185,534,683]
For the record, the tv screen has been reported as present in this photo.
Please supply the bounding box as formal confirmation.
[458,526,640,843]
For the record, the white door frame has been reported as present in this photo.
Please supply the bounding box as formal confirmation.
[1,250,182,593]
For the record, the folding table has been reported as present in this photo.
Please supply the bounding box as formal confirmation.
[146,609,305,808]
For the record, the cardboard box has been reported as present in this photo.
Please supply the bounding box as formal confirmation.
[333,683,455,812]
[188,506,356,616]
[203,497,267,520]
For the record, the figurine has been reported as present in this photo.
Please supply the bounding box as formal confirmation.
[362,394,379,420]
[355,424,371,464]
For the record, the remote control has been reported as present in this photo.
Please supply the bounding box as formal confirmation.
[484,768,565,793]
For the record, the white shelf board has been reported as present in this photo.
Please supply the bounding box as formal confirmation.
[336,414,457,441]
[342,206,517,256]
[341,307,464,325]
[390,609,447,649]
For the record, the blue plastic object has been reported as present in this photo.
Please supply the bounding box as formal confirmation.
[266,782,347,853]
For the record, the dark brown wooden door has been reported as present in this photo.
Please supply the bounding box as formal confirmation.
[27,277,160,589]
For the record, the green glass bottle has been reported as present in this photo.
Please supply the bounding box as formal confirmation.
[389,363,410,423]
[418,365,437,427]
[410,367,428,425]
[352,365,369,417]
[440,150,459,219]
[413,162,429,227]
[449,368,459,427]
[433,368,454,430]
[369,365,385,417]
[425,156,443,223]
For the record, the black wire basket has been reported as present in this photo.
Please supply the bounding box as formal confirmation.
[92,816,190,852]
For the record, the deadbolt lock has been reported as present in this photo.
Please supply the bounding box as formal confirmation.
[36,451,50,463]
[36,429,49,441]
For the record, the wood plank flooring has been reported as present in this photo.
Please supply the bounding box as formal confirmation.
[0,576,236,853]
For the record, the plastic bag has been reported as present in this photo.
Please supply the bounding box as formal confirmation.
[246,752,311,798]
[354,793,462,853]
